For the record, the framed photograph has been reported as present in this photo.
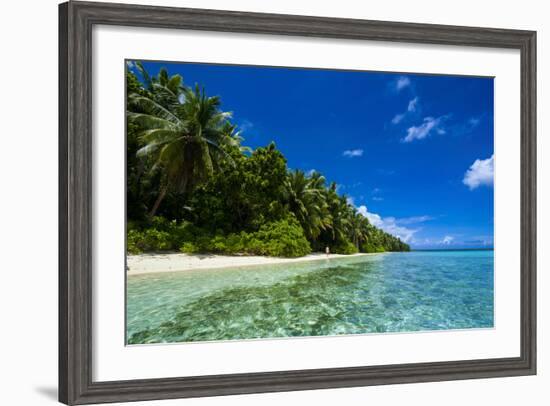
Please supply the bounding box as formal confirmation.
[59,1,536,404]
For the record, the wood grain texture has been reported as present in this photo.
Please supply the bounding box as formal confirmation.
[58,3,69,403]
[58,1,537,404]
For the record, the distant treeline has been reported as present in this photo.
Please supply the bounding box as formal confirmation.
[126,63,410,257]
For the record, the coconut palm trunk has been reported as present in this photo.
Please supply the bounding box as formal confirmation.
[149,184,168,218]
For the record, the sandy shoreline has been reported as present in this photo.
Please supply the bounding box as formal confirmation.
[127,252,374,276]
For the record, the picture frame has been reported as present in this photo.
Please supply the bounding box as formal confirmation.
[59,1,536,404]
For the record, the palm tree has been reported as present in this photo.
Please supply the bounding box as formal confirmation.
[308,171,332,235]
[219,122,251,155]
[134,62,182,99]
[318,182,348,244]
[285,170,331,241]
[127,65,236,217]
[349,211,368,250]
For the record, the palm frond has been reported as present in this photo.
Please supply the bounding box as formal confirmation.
[135,61,152,90]
[136,141,169,158]
[127,112,179,131]
[128,95,181,125]
[139,129,183,144]
[167,75,183,94]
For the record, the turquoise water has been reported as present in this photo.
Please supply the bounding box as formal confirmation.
[127,250,494,344]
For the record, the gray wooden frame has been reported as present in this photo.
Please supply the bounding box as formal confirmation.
[59,1,537,404]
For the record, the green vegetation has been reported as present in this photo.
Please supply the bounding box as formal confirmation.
[126,63,410,257]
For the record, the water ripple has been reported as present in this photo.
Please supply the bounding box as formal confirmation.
[127,251,493,344]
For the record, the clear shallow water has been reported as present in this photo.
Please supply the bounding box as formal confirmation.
[127,250,494,344]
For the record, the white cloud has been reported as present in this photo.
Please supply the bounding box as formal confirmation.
[413,236,455,247]
[448,116,482,137]
[391,113,405,124]
[414,234,494,248]
[468,117,481,127]
[402,116,446,142]
[370,188,383,201]
[391,97,419,125]
[394,76,411,91]
[239,119,254,132]
[463,154,494,190]
[356,205,369,217]
[126,60,135,69]
[356,205,418,243]
[346,196,355,206]
[396,215,434,225]
[407,97,419,112]
[342,149,364,158]
[463,236,493,246]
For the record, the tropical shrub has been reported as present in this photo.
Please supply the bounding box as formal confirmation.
[126,228,171,253]
[127,217,191,253]
[361,243,385,253]
[332,239,359,255]
[252,217,311,257]
[180,242,200,254]
[127,229,144,254]
[175,218,310,257]
[143,229,172,251]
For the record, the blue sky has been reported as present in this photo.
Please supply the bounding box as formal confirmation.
[129,60,494,249]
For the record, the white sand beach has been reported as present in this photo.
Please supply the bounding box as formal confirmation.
[127,252,372,275]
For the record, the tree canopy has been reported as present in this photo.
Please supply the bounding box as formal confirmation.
[126,64,410,257]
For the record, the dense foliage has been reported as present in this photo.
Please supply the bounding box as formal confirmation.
[126,63,410,257]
